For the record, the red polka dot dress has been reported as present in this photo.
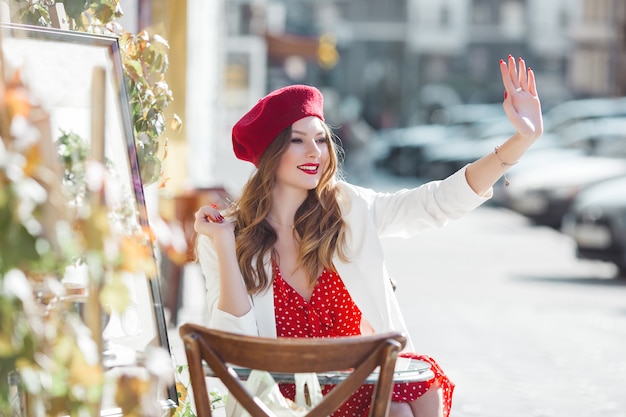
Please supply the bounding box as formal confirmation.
[273,265,455,417]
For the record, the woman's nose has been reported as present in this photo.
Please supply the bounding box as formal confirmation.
[307,140,322,157]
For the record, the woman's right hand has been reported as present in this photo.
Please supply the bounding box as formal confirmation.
[194,206,250,317]
[194,205,236,242]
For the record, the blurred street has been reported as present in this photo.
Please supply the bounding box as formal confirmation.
[385,203,626,417]
[171,170,626,417]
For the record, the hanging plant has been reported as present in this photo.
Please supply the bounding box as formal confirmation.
[10,0,182,186]
[116,29,179,186]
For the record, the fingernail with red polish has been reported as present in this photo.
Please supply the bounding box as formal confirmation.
[211,204,218,209]
[504,91,508,99]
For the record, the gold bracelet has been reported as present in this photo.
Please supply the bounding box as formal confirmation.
[494,146,518,186]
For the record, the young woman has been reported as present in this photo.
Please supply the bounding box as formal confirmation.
[193,55,543,417]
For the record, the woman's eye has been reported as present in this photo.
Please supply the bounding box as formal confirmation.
[316,137,328,143]
[290,138,303,143]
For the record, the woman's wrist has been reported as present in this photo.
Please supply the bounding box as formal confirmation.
[510,130,540,143]
[213,233,236,253]
[500,131,537,156]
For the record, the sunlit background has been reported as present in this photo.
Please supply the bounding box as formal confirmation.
[119,1,626,415]
[113,0,626,194]
[99,1,626,416]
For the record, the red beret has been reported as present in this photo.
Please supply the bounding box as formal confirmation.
[232,84,325,166]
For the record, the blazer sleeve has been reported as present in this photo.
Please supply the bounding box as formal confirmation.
[196,235,259,335]
[340,165,491,238]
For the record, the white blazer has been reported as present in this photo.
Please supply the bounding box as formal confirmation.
[197,166,490,351]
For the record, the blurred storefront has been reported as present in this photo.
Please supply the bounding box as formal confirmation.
[132,0,626,196]
[569,0,626,97]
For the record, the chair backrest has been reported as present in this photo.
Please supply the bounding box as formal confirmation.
[179,324,406,417]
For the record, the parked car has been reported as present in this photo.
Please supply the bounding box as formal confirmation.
[552,117,626,157]
[497,116,626,227]
[423,131,555,180]
[501,156,626,229]
[376,124,449,177]
[428,103,506,137]
[562,175,626,276]
[491,146,586,206]
[378,103,504,177]
[541,96,626,134]
[381,97,626,180]
[421,99,626,180]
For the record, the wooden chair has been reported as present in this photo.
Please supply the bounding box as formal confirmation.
[179,324,407,417]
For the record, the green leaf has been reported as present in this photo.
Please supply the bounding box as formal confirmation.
[62,0,89,20]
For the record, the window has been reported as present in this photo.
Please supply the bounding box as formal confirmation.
[501,1,524,34]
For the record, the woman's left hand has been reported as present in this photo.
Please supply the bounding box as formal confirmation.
[500,55,543,142]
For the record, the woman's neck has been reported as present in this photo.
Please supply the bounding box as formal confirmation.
[269,186,307,227]
[266,215,294,229]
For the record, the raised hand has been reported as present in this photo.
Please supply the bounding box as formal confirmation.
[500,55,543,141]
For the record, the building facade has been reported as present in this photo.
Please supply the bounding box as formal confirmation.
[131,0,626,193]
[568,0,626,96]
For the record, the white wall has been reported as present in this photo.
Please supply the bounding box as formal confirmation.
[186,0,224,189]
[528,0,580,55]
[117,0,138,33]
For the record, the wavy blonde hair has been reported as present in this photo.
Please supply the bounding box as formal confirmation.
[229,122,348,294]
